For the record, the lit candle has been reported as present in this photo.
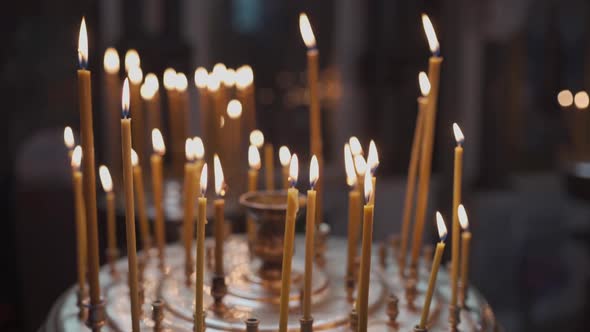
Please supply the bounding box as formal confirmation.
[164,68,181,175]
[344,144,361,284]
[70,146,87,301]
[349,136,365,190]
[300,13,324,223]
[410,14,443,268]
[213,154,226,276]
[226,99,243,191]
[63,126,75,159]
[418,212,447,329]
[400,72,430,274]
[236,65,255,133]
[195,164,208,332]
[264,143,275,191]
[151,128,166,265]
[128,63,145,168]
[120,78,141,331]
[458,204,472,307]
[103,48,121,185]
[99,165,117,272]
[247,145,261,245]
[357,170,375,332]
[182,138,197,282]
[77,17,101,306]
[279,146,291,190]
[131,148,151,253]
[366,140,379,205]
[303,155,319,320]
[278,154,299,332]
[142,73,161,131]
[450,123,464,309]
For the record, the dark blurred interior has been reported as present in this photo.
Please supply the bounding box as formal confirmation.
[3,0,590,331]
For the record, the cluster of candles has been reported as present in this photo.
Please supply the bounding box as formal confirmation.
[558,89,590,161]
[64,10,475,332]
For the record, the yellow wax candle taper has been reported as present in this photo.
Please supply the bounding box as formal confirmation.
[103,48,122,186]
[183,139,198,282]
[279,146,291,190]
[458,204,472,306]
[151,128,166,266]
[131,149,151,252]
[99,166,117,271]
[357,170,375,332]
[400,73,429,274]
[303,155,318,320]
[77,18,101,306]
[213,154,226,276]
[300,13,324,223]
[195,164,208,332]
[128,65,145,166]
[264,143,275,190]
[450,123,464,308]
[367,140,379,206]
[141,73,161,132]
[344,144,361,283]
[226,100,244,194]
[410,14,443,267]
[121,78,141,331]
[247,145,261,246]
[418,212,447,329]
[71,146,87,299]
[278,154,299,332]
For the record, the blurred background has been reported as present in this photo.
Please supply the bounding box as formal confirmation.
[2,0,590,331]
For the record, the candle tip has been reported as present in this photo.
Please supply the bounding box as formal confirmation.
[310,155,319,189]
[124,49,140,73]
[122,78,130,118]
[367,140,379,175]
[152,129,166,155]
[163,68,177,90]
[71,145,82,169]
[421,14,440,56]
[103,48,120,74]
[175,72,188,92]
[349,136,363,156]
[99,165,113,192]
[128,66,143,85]
[77,17,88,69]
[64,126,75,149]
[214,154,226,197]
[227,99,242,119]
[248,145,261,170]
[299,13,317,49]
[574,91,589,109]
[249,130,264,149]
[458,204,469,230]
[557,90,573,108]
[435,212,447,241]
[131,149,139,166]
[344,144,357,187]
[200,163,208,195]
[289,154,299,187]
[194,67,209,89]
[193,136,205,160]
[363,170,373,203]
[418,72,431,97]
[236,65,254,90]
[279,146,291,167]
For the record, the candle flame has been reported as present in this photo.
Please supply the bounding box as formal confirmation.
[227,99,243,119]
[236,65,254,90]
[145,73,159,91]
[349,136,363,156]
[418,72,431,97]
[354,155,367,177]
[200,163,208,195]
[140,81,156,100]
[64,126,75,149]
[71,145,82,168]
[124,49,140,73]
[78,18,88,68]
[131,148,139,166]
[364,169,373,204]
[122,78,130,118]
[222,68,236,87]
[163,68,177,90]
[299,13,316,49]
[452,123,464,145]
[248,145,261,170]
[175,72,188,92]
[212,63,227,81]
[185,138,195,161]
[289,154,299,186]
[367,140,379,175]
[436,211,447,241]
[152,129,166,155]
[193,136,205,160]
[206,72,221,92]
[421,14,440,55]
[309,155,319,189]
[103,48,120,74]
[557,90,573,107]
[344,144,357,187]
[249,130,264,149]
[128,66,143,85]
[214,154,226,197]
[194,67,209,89]
[458,204,469,230]
[99,165,113,192]
[279,146,291,167]
[574,91,589,109]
